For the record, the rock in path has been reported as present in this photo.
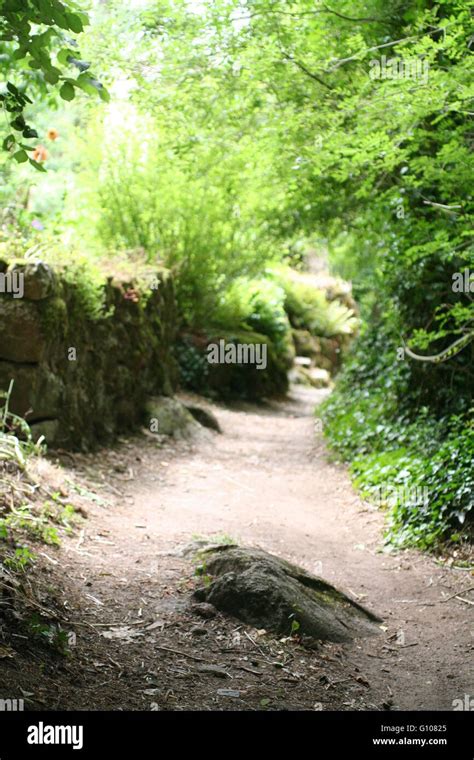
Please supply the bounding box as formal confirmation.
[194,546,382,643]
[185,404,222,433]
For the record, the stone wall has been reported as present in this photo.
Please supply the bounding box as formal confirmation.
[0,259,178,450]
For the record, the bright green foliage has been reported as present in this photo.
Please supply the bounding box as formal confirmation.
[214,278,290,351]
[69,94,285,326]
[273,269,358,338]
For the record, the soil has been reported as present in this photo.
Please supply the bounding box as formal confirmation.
[0,386,472,711]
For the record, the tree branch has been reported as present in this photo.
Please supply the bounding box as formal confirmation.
[404,332,474,364]
[321,4,389,25]
[282,52,334,90]
[327,25,453,71]
[231,7,390,26]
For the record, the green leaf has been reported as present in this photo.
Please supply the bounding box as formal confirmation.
[22,128,38,139]
[2,0,25,11]
[37,0,53,24]
[13,150,28,163]
[2,134,16,151]
[57,48,74,65]
[64,12,84,34]
[75,75,108,100]
[99,87,110,103]
[59,82,75,101]
[12,46,27,60]
[44,68,61,85]
[51,6,69,29]
[29,158,47,172]
[74,75,96,96]
[11,115,26,130]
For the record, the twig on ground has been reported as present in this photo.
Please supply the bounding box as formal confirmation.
[440,586,474,603]
[454,596,474,606]
[155,645,208,663]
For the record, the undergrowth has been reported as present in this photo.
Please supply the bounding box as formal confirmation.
[321,324,474,550]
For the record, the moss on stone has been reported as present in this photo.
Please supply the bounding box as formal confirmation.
[2,264,178,451]
[38,296,68,339]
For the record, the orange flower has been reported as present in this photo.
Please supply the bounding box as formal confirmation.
[32,145,48,163]
[47,128,59,141]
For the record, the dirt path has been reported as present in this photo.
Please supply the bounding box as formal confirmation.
[2,387,472,711]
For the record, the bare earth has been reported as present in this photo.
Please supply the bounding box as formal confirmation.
[1,386,472,711]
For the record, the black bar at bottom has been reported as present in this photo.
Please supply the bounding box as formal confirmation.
[0,710,471,757]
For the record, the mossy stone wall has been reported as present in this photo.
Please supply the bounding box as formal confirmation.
[0,260,178,450]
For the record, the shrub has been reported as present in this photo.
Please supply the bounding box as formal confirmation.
[272,268,358,338]
[213,278,291,354]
